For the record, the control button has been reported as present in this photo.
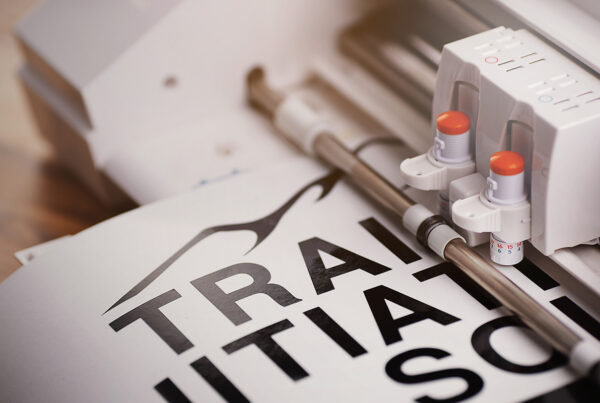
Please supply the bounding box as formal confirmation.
[538,94,553,103]
[490,151,525,176]
[485,56,499,64]
[436,111,470,135]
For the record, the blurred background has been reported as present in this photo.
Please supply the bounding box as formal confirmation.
[0,1,119,282]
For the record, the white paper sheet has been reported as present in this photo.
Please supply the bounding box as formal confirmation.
[13,236,73,265]
[1,143,597,402]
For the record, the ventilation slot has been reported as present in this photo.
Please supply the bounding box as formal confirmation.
[585,97,600,104]
[482,48,499,55]
[506,65,524,72]
[553,99,570,105]
[536,87,554,94]
[562,105,579,111]
[496,36,513,43]
[498,59,515,66]
[559,80,577,88]
[521,52,537,59]
[576,91,593,98]
[475,42,492,50]
[528,81,546,88]
[528,58,546,65]
[505,41,522,49]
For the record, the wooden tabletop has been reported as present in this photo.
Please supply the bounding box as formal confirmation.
[0,1,124,282]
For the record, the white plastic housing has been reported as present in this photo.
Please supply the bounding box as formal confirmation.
[400,152,475,191]
[449,173,489,246]
[486,170,527,205]
[452,192,531,243]
[433,129,471,163]
[434,27,600,254]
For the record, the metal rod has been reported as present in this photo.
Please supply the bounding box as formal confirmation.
[444,239,579,354]
[315,133,580,356]
[246,67,590,374]
[313,133,415,216]
[246,67,283,115]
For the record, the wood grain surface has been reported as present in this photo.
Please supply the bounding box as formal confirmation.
[0,1,126,282]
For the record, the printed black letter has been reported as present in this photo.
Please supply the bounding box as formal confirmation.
[154,378,191,403]
[110,289,193,354]
[385,347,484,403]
[191,263,301,325]
[359,217,421,264]
[550,296,600,341]
[299,237,391,295]
[223,319,309,381]
[190,356,249,402]
[471,316,566,373]
[304,307,367,357]
[413,262,501,310]
[364,285,459,345]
